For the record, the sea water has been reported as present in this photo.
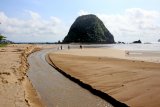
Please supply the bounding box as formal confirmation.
[81,43,160,51]
[109,43,160,51]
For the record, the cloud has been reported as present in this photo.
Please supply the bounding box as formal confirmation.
[50,16,62,25]
[0,9,160,43]
[0,11,67,42]
[78,10,90,16]
[79,9,160,42]
[27,10,41,20]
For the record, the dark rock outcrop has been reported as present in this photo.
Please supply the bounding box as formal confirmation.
[63,14,115,44]
[133,40,142,44]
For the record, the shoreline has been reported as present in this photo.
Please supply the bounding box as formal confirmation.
[48,48,160,107]
[53,48,160,63]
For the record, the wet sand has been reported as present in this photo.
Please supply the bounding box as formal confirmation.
[27,48,113,107]
[0,44,43,107]
[48,48,160,107]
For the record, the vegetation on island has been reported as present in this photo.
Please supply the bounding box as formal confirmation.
[63,14,115,44]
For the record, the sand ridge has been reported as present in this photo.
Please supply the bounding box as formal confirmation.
[49,48,160,107]
[0,44,44,107]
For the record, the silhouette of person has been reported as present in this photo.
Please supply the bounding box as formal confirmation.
[80,45,82,49]
[60,45,62,50]
[68,45,70,50]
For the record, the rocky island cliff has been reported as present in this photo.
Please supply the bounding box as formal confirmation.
[63,14,115,44]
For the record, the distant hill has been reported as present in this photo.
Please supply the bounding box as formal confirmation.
[63,14,115,44]
[0,40,13,44]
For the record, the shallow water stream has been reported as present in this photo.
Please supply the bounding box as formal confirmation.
[27,48,112,107]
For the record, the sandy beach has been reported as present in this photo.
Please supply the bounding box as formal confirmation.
[0,44,44,107]
[49,48,160,107]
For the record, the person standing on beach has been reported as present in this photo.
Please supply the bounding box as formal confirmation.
[80,45,82,49]
[68,45,70,50]
[60,45,62,50]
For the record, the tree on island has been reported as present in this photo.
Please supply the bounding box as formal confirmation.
[158,39,160,42]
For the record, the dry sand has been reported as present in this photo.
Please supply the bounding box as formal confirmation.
[0,44,44,107]
[49,48,160,107]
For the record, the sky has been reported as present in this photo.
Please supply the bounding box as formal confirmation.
[0,0,160,43]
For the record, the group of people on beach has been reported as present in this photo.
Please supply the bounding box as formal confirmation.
[58,45,83,50]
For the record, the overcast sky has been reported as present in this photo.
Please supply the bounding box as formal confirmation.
[0,0,160,43]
